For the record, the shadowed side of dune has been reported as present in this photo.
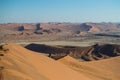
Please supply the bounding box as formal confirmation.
[25,43,120,61]
[25,43,70,59]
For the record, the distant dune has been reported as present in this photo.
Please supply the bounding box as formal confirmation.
[0,22,120,42]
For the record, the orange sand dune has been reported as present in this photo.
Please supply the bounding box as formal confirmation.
[59,56,120,80]
[0,43,91,80]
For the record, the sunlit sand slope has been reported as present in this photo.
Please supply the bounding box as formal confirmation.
[59,56,120,80]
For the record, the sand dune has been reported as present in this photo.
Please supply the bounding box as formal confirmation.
[0,43,91,80]
[0,43,119,80]
[59,56,120,80]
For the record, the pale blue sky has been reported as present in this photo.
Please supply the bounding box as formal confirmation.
[0,0,120,23]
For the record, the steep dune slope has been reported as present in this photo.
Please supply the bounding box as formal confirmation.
[59,56,120,80]
[0,43,91,80]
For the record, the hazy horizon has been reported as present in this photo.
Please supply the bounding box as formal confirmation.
[0,0,120,23]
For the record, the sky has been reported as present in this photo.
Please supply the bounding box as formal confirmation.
[0,0,120,23]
